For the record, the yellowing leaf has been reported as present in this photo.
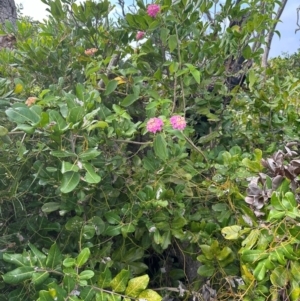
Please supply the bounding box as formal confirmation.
[231,25,240,33]
[138,289,162,301]
[125,275,149,297]
[114,76,127,85]
[14,83,23,94]
[110,269,130,293]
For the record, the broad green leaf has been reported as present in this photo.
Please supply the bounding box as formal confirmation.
[241,229,260,250]
[168,34,177,52]
[98,268,112,288]
[79,149,101,161]
[63,275,76,293]
[76,248,90,267]
[248,69,257,91]
[63,258,76,267]
[241,250,269,263]
[153,134,168,161]
[217,247,233,261]
[83,163,101,183]
[38,290,55,301]
[2,266,34,284]
[282,192,297,210]
[68,106,85,123]
[253,259,268,281]
[32,271,49,285]
[60,171,80,193]
[28,243,46,267]
[49,110,68,133]
[65,216,83,231]
[104,212,121,224]
[61,161,79,174]
[104,225,123,237]
[242,45,252,59]
[104,80,118,95]
[221,225,242,240]
[267,209,285,221]
[160,28,169,45]
[79,270,95,280]
[3,253,25,267]
[185,63,201,84]
[46,243,62,269]
[125,275,149,297]
[121,94,139,107]
[6,106,40,125]
[110,269,130,293]
[161,230,171,250]
[41,202,61,213]
[80,287,96,301]
[199,245,214,260]
[197,265,215,277]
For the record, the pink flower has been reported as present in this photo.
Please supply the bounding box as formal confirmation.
[136,31,145,40]
[170,115,186,130]
[146,117,164,133]
[147,4,160,18]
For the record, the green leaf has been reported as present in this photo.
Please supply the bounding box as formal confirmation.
[168,35,177,52]
[49,110,68,133]
[253,259,268,281]
[2,266,34,284]
[41,202,61,213]
[217,247,233,261]
[28,243,46,267]
[46,243,62,269]
[63,258,76,268]
[3,254,25,267]
[98,268,112,288]
[105,212,121,224]
[197,265,215,277]
[104,80,118,95]
[65,216,83,231]
[76,248,90,267]
[185,63,201,84]
[80,287,96,301]
[110,269,130,293]
[68,107,85,123]
[242,45,252,59]
[61,161,79,173]
[241,250,269,263]
[153,134,168,161]
[0,125,8,136]
[221,225,242,240]
[270,266,288,287]
[125,275,149,297]
[32,271,50,285]
[121,94,139,107]
[60,171,80,193]
[64,275,76,293]
[83,163,101,183]
[79,149,101,161]
[248,69,257,91]
[50,150,76,158]
[282,192,297,210]
[79,270,95,280]
[6,106,40,125]
[138,289,162,301]
[38,290,55,301]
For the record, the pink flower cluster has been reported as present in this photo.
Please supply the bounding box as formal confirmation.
[147,4,160,18]
[146,115,187,133]
[136,31,145,41]
[147,117,164,133]
[170,115,187,130]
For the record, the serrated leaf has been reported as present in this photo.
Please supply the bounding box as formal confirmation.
[110,269,130,293]
[125,275,149,297]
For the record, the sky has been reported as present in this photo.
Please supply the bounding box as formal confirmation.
[15,0,300,58]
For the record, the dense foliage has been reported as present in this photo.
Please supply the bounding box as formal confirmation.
[0,0,300,300]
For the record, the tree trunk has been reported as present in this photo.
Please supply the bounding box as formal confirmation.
[0,0,17,26]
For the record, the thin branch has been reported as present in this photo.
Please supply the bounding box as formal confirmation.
[262,0,289,67]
